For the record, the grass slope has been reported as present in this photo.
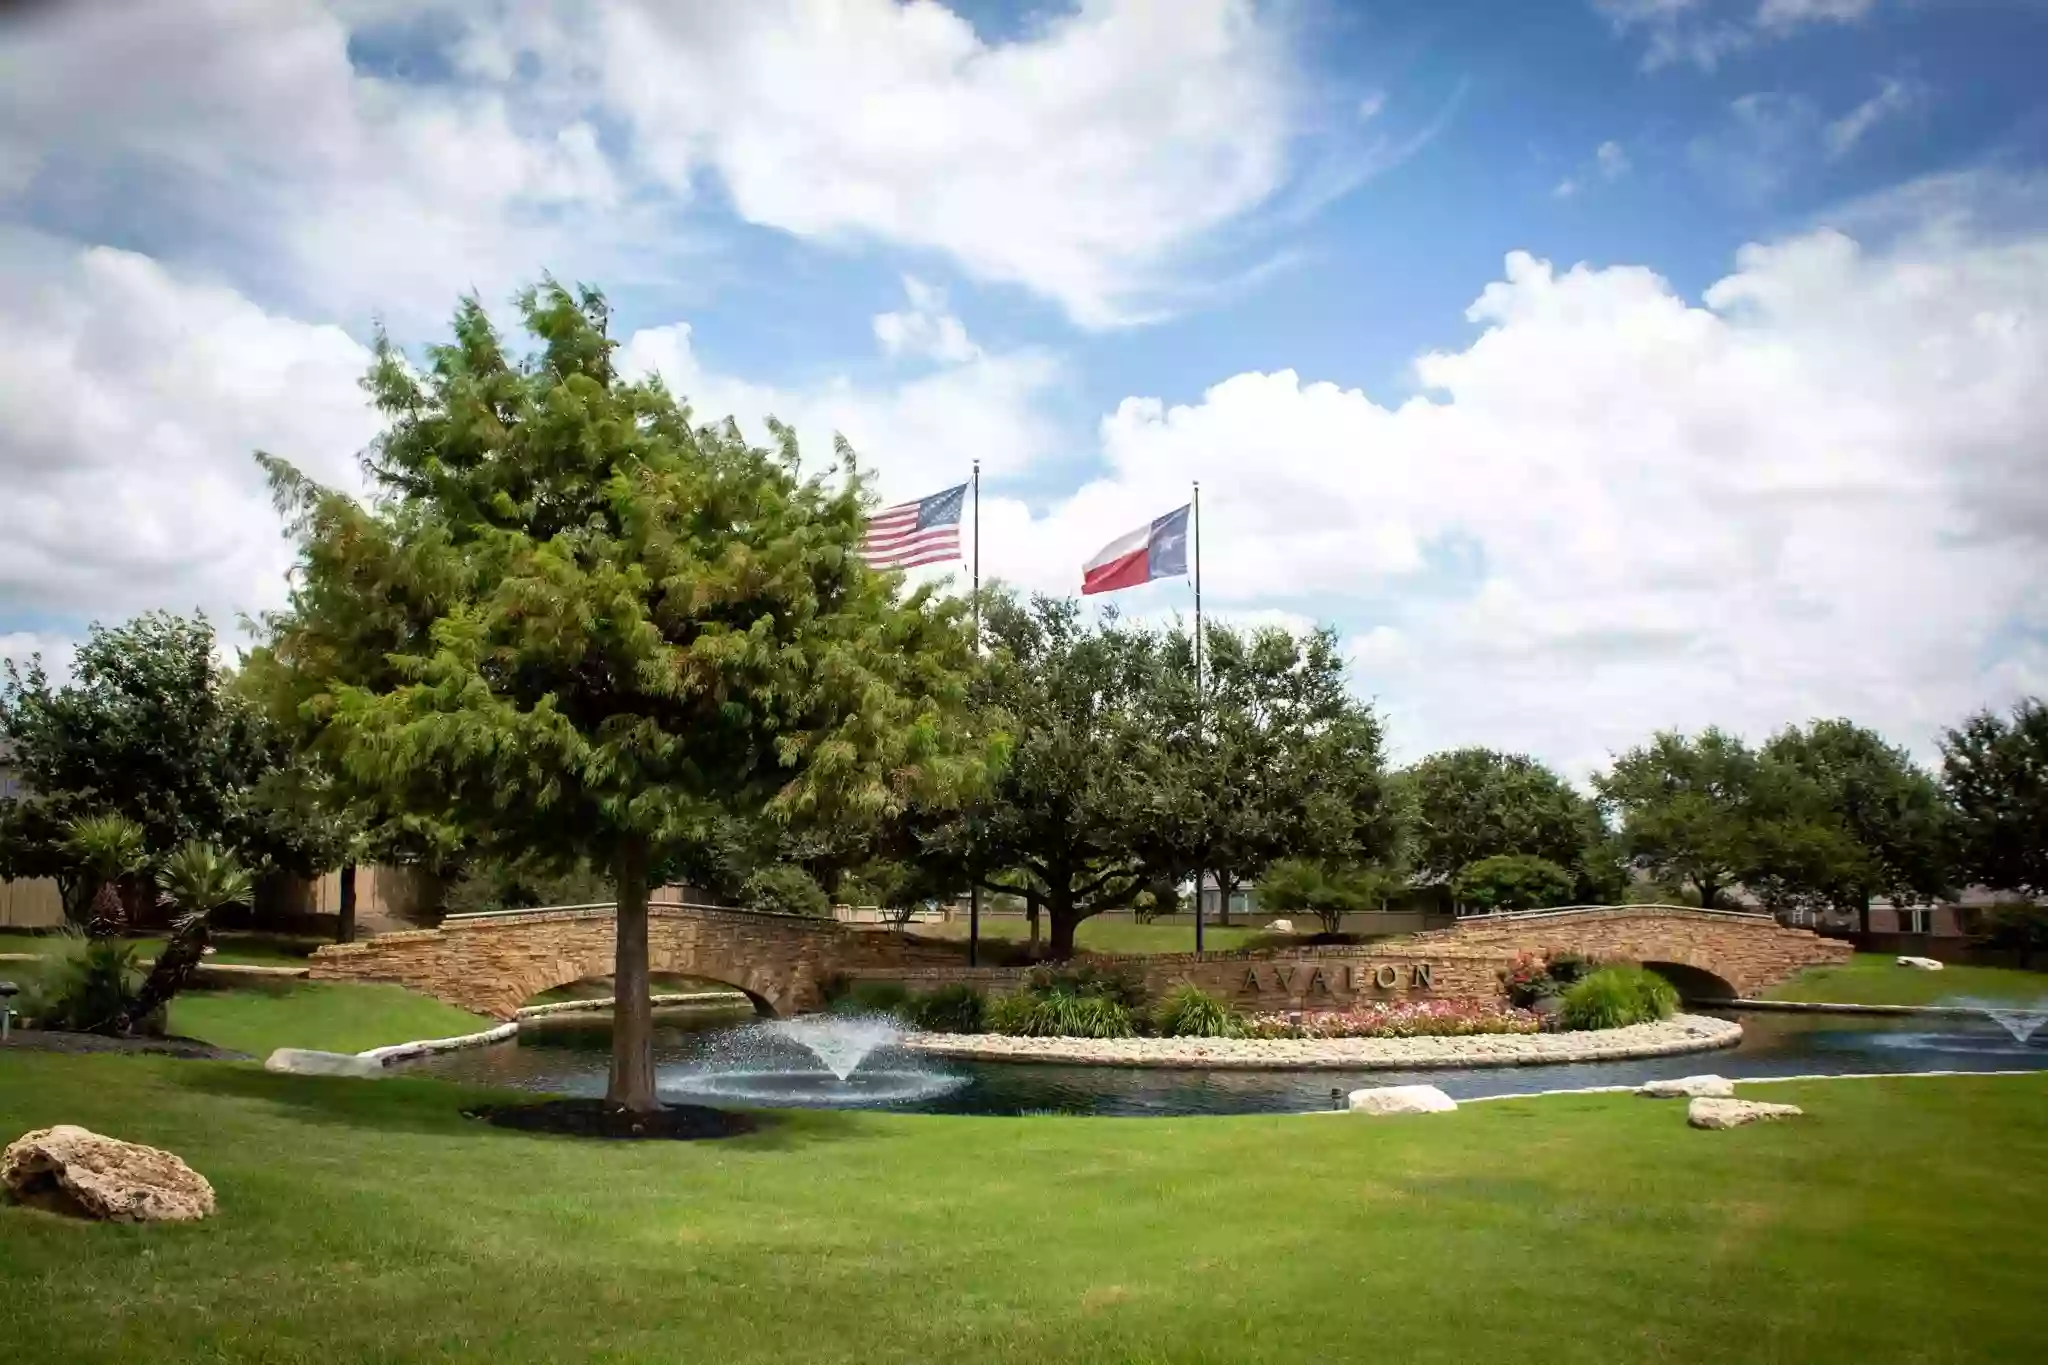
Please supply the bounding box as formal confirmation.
[1767,952,2048,1006]
[165,980,493,1056]
[914,916,1270,954]
[2,1054,2044,1364]
[0,930,322,967]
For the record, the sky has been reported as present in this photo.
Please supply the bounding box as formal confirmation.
[2,0,2045,777]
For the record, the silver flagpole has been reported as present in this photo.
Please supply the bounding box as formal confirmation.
[1193,479,1204,957]
[969,460,981,969]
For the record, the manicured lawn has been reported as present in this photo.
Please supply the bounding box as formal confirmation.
[913,915,1272,954]
[2,1054,2044,1364]
[0,929,323,968]
[163,979,493,1056]
[1766,952,2048,1006]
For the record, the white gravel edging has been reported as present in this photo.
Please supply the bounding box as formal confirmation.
[516,991,751,1020]
[904,1013,1741,1071]
[357,1023,518,1066]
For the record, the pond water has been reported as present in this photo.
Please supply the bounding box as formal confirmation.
[395,1005,2048,1117]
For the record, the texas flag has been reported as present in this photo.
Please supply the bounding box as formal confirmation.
[1081,503,1191,595]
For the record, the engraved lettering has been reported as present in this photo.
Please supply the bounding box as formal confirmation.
[1412,962,1434,990]
[1308,967,1330,995]
[1241,968,1262,994]
[1374,964,1400,989]
[1274,967,1298,991]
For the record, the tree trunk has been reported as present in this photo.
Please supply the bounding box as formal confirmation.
[337,862,358,944]
[1696,876,1719,910]
[1857,896,1872,937]
[1048,909,1080,959]
[1026,895,1041,956]
[1213,872,1231,926]
[607,839,658,1112]
[120,915,210,1036]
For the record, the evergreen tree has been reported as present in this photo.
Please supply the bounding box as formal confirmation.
[253,281,979,1110]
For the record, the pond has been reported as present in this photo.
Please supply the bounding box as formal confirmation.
[394,1005,2048,1117]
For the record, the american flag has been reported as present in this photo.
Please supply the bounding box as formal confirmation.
[858,482,967,570]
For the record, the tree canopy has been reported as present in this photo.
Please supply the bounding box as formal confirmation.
[1400,748,1608,897]
[251,281,984,1109]
[1943,698,2048,898]
[1596,728,1776,910]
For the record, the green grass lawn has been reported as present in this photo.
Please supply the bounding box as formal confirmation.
[0,929,323,967]
[913,915,1272,954]
[2,1054,2044,1365]
[1766,952,2048,1006]
[163,979,493,1056]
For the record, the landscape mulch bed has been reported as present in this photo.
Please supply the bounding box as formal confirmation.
[0,1029,248,1062]
[462,1098,757,1142]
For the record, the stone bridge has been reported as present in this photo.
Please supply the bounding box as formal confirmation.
[1414,904,1853,1000]
[308,900,1848,1018]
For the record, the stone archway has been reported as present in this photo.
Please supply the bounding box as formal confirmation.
[1641,959,1738,1003]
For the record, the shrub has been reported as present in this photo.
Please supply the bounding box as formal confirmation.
[742,864,831,918]
[829,980,911,1015]
[1153,984,1247,1038]
[1559,965,1679,1031]
[22,933,146,1034]
[904,983,985,1034]
[1019,961,1146,1011]
[987,989,1135,1038]
[1248,999,1540,1039]
[1452,854,1576,913]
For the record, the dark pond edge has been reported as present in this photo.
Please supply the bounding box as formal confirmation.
[462,1097,757,1141]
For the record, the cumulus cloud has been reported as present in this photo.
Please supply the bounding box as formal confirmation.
[873,278,981,365]
[971,218,2048,771]
[0,238,378,630]
[598,0,1300,327]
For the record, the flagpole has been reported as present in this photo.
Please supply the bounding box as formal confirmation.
[969,460,981,969]
[1193,479,1205,957]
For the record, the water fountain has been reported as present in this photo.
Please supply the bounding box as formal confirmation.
[664,1012,970,1108]
[1978,1007,2048,1046]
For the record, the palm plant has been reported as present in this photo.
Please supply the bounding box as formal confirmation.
[119,842,254,1034]
[65,814,148,938]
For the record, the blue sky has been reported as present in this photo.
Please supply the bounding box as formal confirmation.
[2,0,2045,775]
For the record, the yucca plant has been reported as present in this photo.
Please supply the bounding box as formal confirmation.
[119,841,254,1034]
[65,813,148,938]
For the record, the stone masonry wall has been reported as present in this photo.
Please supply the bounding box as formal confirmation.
[309,903,1851,1019]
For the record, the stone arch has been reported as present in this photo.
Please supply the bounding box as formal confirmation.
[1639,959,1738,1003]
[504,948,784,1018]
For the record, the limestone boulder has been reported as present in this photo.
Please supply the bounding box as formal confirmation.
[1687,1097,1803,1130]
[1348,1084,1458,1116]
[1639,1074,1735,1099]
[2,1125,215,1222]
[264,1048,387,1078]
[1896,955,1944,971]
[1264,919,1297,934]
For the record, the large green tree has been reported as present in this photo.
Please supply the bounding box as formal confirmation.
[1400,748,1609,899]
[0,612,323,921]
[925,592,1172,958]
[1134,621,1395,927]
[1758,719,1951,932]
[1595,728,1775,911]
[252,282,980,1110]
[1942,697,2048,899]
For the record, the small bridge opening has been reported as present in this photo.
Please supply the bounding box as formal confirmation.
[520,972,772,1016]
[1641,961,1738,1004]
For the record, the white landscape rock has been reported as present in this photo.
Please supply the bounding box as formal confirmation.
[2,1125,215,1222]
[1896,955,1944,971]
[1264,919,1297,934]
[1348,1084,1458,1116]
[264,1048,387,1079]
[1687,1097,1804,1130]
[1638,1074,1735,1099]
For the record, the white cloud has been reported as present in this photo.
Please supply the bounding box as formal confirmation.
[0,0,651,330]
[873,278,981,365]
[971,215,2048,773]
[1597,0,1873,71]
[0,239,378,630]
[599,0,1300,327]
[1825,77,1922,157]
[619,297,1060,508]
[1555,140,1631,199]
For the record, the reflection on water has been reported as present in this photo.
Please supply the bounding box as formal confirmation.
[396,1005,2048,1117]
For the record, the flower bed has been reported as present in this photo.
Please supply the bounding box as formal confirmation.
[1248,998,1541,1040]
